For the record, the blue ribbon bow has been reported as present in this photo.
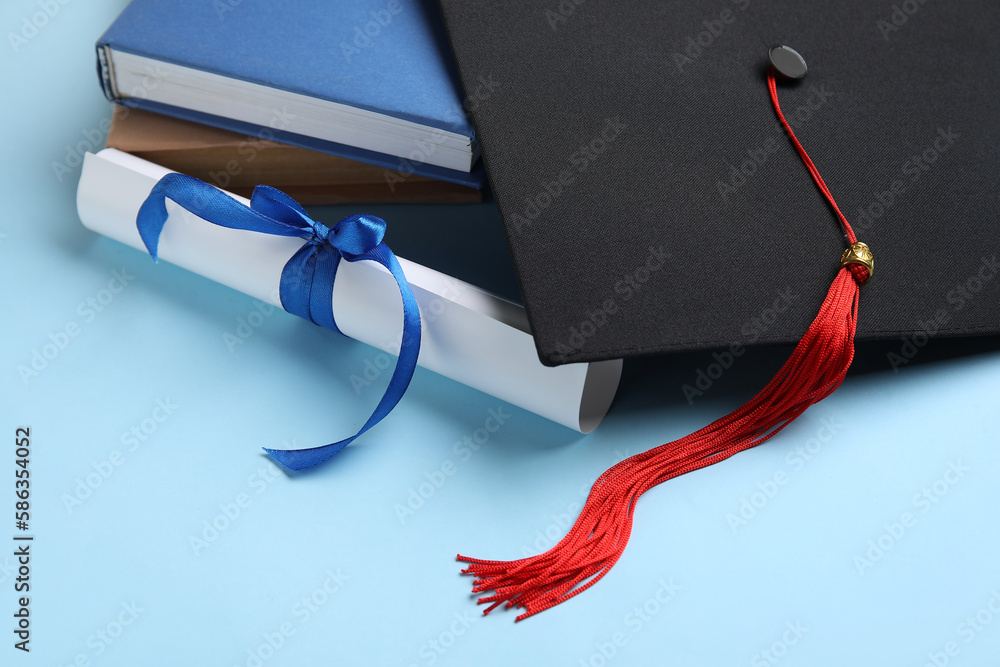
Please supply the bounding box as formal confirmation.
[136,173,421,470]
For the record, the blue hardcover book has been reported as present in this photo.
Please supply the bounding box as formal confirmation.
[96,0,483,188]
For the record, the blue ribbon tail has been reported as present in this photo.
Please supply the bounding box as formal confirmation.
[264,242,422,471]
[263,440,353,470]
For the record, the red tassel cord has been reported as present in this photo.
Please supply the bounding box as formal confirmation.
[457,68,873,621]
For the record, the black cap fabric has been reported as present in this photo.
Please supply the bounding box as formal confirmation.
[437,0,1000,366]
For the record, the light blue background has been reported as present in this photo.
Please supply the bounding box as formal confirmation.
[2,2,1000,666]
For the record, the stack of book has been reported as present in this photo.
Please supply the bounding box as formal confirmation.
[82,0,624,433]
[96,0,483,204]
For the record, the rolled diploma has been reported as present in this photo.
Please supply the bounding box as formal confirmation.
[77,148,622,433]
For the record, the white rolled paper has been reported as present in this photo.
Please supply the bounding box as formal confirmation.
[76,148,622,432]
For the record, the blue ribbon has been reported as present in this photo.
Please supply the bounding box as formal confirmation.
[136,173,421,470]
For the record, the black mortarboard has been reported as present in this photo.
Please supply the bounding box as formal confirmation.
[438,0,1000,366]
[434,0,1000,620]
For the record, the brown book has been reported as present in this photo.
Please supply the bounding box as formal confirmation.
[105,107,481,205]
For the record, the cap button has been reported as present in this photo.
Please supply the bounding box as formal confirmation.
[769,45,807,80]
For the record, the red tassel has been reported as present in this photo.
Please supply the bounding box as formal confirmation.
[457,68,873,621]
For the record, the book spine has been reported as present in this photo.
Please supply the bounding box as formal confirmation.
[96,44,120,102]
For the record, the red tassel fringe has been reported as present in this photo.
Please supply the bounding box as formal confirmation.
[458,267,861,621]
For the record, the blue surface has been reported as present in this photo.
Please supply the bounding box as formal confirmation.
[3,2,1000,666]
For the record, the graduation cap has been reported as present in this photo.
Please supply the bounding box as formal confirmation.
[436,0,1000,619]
